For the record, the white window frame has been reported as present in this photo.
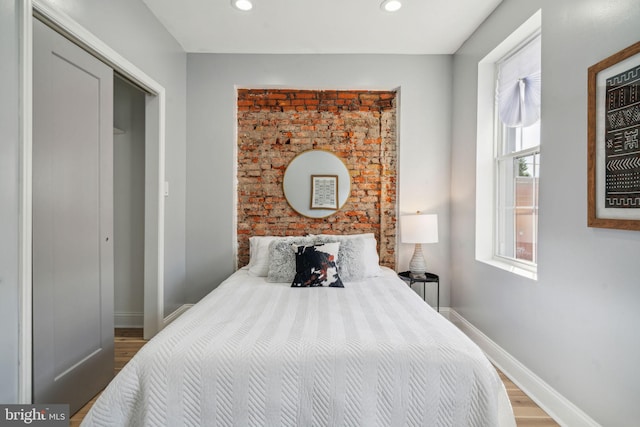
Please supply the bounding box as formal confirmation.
[494,33,541,270]
[475,10,541,280]
[494,147,540,268]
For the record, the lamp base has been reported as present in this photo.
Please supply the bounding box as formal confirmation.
[409,243,427,278]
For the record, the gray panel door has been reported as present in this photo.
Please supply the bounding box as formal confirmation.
[33,18,114,414]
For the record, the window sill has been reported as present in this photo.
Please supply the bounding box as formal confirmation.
[478,257,538,281]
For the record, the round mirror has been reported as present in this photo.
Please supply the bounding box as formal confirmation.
[283,150,351,218]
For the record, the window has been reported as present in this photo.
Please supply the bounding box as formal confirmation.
[495,34,541,267]
[475,10,541,279]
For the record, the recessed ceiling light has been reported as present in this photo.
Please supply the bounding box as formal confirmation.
[232,0,253,11]
[380,0,402,12]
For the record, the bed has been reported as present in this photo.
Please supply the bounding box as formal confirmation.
[82,235,515,426]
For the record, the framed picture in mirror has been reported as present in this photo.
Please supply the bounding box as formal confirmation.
[310,175,339,210]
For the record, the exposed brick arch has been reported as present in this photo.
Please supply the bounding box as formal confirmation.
[236,89,397,269]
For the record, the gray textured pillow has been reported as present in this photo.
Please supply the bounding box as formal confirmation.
[315,235,366,282]
[317,233,382,279]
[266,236,315,283]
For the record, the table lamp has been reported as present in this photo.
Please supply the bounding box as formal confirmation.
[400,212,438,279]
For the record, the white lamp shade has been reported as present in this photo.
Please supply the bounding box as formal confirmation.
[400,213,438,244]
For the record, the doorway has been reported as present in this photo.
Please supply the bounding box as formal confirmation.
[32,19,147,414]
[20,2,167,404]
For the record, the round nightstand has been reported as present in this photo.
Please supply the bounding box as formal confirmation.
[398,271,439,312]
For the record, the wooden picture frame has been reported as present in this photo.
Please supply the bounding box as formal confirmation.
[588,41,640,230]
[310,175,339,210]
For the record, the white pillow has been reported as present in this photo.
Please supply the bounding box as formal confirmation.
[248,236,281,277]
[361,237,383,278]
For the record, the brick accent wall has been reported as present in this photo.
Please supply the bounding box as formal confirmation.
[237,89,397,269]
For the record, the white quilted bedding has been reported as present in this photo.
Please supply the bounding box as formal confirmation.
[82,268,515,427]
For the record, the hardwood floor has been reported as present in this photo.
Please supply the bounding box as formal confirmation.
[498,369,559,426]
[71,328,558,426]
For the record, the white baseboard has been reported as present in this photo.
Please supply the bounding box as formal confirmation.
[163,304,194,327]
[114,311,144,328]
[448,309,600,427]
[436,306,452,319]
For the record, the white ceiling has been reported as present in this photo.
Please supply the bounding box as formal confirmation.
[141,0,502,54]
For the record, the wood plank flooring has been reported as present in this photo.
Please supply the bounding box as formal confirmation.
[71,328,558,426]
[498,369,559,426]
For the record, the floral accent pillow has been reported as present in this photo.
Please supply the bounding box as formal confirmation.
[291,242,344,288]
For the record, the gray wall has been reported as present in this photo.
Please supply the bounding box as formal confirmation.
[451,0,640,425]
[0,0,20,404]
[186,54,453,305]
[38,0,188,316]
[114,78,145,327]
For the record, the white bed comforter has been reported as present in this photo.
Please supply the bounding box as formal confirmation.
[82,268,515,427]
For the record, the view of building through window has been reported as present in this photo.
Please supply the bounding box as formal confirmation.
[514,151,539,262]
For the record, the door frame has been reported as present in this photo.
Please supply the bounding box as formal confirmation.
[18,0,166,403]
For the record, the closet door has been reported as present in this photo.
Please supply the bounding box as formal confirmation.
[32,18,114,414]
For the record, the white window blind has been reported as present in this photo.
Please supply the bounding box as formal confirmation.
[497,34,541,128]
